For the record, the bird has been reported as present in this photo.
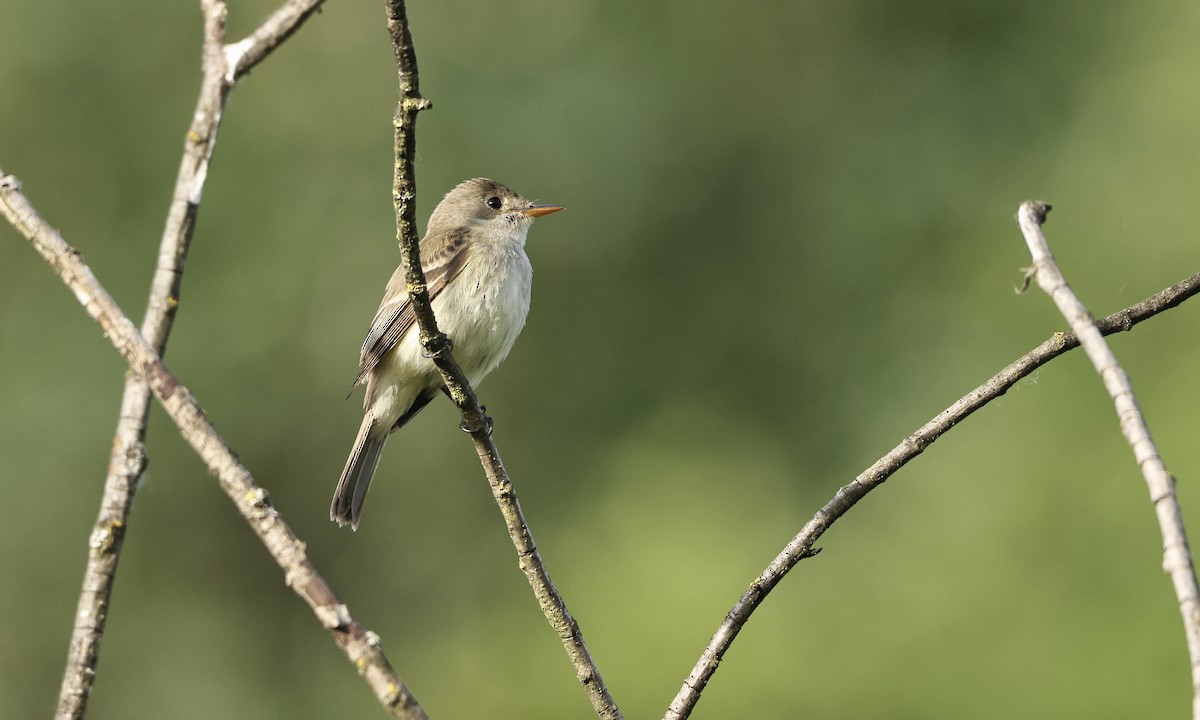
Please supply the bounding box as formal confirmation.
[330,177,562,530]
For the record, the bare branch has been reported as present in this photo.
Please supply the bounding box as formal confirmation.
[4,182,425,720]
[1016,200,1200,719]
[225,0,328,79]
[665,267,1200,720]
[51,1,327,716]
[382,2,622,717]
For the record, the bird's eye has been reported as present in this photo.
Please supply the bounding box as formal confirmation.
[486,196,502,210]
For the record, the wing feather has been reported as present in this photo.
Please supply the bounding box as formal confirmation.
[352,229,471,387]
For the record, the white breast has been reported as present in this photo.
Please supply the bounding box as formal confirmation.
[432,240,533,386]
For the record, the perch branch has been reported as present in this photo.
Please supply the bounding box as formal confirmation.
[3,170,426,719]
[52,1,327,717]
[382,2,621,717]
[665,266,1200,719]
[1016,200,1200,719]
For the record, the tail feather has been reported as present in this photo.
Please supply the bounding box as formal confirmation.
[330,414,388,530]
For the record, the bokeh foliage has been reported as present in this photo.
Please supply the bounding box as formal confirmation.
[3,1,1200,718]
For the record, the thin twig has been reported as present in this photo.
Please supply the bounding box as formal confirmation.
[382,2,622,718]
[52,1,327,717]
[0,170,428,720]
[1016,200,1200,719]
[225,0,328,79]
[665,268,1200,720]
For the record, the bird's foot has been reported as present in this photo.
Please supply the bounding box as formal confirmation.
[421,334,453,359]
[460,406,494,436]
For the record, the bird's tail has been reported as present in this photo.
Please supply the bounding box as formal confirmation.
[330,413,389,530]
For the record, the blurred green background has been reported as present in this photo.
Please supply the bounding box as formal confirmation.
[3,1,1200,718]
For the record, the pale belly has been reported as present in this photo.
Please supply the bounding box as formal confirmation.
[369,250,532,422]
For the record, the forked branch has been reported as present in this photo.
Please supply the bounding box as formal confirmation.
[666,266,1200,719]
[0,171,427,720]
[56,1,327,717]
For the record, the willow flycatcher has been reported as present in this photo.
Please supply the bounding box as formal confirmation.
[331,177,562,530]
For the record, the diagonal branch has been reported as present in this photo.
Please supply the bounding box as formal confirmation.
[382,2,622,718]
[665,268,1200,720]
[53,1,327,716]
[1016,200,1200,719]
[225,0,329,79]
[1,169,428,720]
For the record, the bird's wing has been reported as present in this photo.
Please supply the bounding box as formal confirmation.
[352,229,471,387]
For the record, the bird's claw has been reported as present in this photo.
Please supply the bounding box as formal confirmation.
[421,334,453,359]
[460,406,493,435]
